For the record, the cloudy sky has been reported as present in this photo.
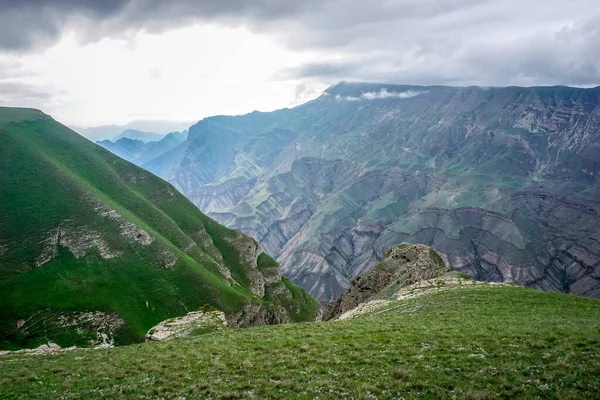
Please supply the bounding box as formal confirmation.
[0,0,599,127]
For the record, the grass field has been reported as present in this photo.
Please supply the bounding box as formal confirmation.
[1,285,599,399]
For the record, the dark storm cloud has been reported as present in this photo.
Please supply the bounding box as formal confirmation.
[0,0,503,51]
[0,0,308,50]
[277,62,365,81]
[0,0,599,86]
[0,1,127,50]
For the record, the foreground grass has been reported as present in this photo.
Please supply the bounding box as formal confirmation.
[1,286,599,399]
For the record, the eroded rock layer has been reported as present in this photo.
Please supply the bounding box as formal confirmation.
[126,83,600,302]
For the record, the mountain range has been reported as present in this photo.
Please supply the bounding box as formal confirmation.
[96,131,187,165]
[71,120,194,141]
[0,106,319,350]
[112,129,169,143]
[118,82,600,303]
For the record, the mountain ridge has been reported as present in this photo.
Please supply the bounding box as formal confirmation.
[113,129,167,143]
[100,83,600,302]
[96,131,187,165]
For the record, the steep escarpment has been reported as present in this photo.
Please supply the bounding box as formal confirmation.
[131,83,600,302]
[0,107,319,351]
[323,243,449,320]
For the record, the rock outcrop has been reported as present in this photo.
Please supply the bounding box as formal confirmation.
[335,272,512,321]
[323,243,449,320]
[225,302,290,328]
[146,310,228,342]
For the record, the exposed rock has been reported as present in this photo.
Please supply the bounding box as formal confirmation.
[224,233,265,297]
[337,273,512,320]
[55,311,125,347]
[35,223,121,266]
[0,342,78,357]
[323,243,449,320]
[58,226,118,259]
[34,197,157,267]
[337,300,388,320]
[226,302,290,328]
[146,310,228,342]
[258,260,283,285]
[156,246,178,269]
[87,196,154,246]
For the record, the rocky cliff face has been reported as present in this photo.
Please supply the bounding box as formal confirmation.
[323,244,449,320]
[137,83,600,302]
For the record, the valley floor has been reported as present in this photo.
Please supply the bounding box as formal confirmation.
[1,286,599,399]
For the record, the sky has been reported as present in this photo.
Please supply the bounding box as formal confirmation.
[0,0,599,127]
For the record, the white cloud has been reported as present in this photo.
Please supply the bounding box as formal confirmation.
[336,88,426,102]
[362,89,425,100]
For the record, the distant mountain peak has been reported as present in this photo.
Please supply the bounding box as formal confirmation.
[114,129,166,143]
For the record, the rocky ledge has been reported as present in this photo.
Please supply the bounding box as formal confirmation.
[146,309,228,342]
[336,273,512,320]
[323,243,450,320]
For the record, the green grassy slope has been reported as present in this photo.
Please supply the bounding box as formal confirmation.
[1,285,599,399]
[0,107,318,350]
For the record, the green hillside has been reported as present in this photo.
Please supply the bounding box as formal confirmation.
[0,107,319,350]
[1,285,599,399]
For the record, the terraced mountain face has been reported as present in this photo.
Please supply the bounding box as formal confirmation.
[0,107,319,350]
[140,83,600,303]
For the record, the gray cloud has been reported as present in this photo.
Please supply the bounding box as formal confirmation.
[0,81,62,110]
[0,0,310,51]
[0,0,599,86]
[0,57,60,108]
[293,83,322,105]
[0,1,127,50]
[0,81,52,98]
